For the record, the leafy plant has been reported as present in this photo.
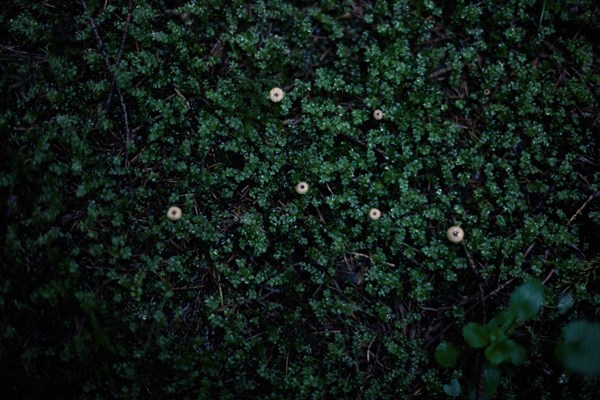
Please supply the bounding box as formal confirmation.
[466,280,542,366]
[437,280,544,398]
[437,280,600,398]
[555,320,600,376]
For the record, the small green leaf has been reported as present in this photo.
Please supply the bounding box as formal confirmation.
[555,320,600,376]
[485,339,526,365]
[462,322,489,348]
[509,280,544,321]
[557,291,575,314]
[483,364,501,397]
[442,379,461,397]
[435,341,459,368]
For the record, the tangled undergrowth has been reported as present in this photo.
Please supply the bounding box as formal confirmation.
[1,1,599,398]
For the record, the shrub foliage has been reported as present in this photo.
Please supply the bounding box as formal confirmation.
[1,0,599,398]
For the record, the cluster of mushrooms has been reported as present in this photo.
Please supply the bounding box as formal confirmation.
[166,87,465,244]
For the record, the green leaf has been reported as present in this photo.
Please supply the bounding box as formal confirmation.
[485,339,526,365]
[555,320,600,376]
[486,325,507,344]
[435,341,459,368]
[483,364,501,397]
[557,291,575,314]
[442,379,461,397]
[462,322,489,348]
[491,308,516,329]
[509,280,544,321]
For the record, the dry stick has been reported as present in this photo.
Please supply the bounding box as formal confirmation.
[106,0,133,108]
[567,192,597,225]
[429,66,453,79]
[349,252,395,267]
[82,0,132,147]
[114,0,133,70]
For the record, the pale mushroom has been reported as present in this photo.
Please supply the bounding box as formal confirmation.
[369,208,382,220]
[446,226,464,243]
[269,87,284,103]
[167,206,182,221]
[295,182,309,194]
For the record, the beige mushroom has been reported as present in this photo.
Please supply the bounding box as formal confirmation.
[446,226,464,243]
[167,206,182,221]
[373,109,383,120]
[295,182,309,194]
[269,87,284,103]
[369,208,382,220]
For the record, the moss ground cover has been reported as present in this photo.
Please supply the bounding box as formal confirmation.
[1,0,599,398]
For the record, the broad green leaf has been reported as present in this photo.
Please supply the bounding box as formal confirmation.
[462,322,489,348]
[486,325,507,344]
[435,341,459,368]
[509,280,544,321]
[442,379,461,397]
[483,364,501,397]
[555,320,600,376]
[485,339,526,365]
[557,291,575,314]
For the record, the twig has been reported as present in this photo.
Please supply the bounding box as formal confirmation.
[465,244,487,400]
[542,268,556,284]
[82,0,132,147]
[349,252,395,267]
[538,0,547,33]
[174,87,192,110]
[172,285,204,291]
[476,357,485,400]
[106,0,133,108]
[464,245,486,322]
[429,66,453,79]
[567,192,597,225]
[115,0,133,68]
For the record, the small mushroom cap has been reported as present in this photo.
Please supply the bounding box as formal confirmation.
[295,181,309,194]
[269,87,284,102]
[167,206,182,221]
[446,226,464,243]
[373,109,383,120]
[369,208,381,220]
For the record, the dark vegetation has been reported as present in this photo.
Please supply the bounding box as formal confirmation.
[1,0,599,398]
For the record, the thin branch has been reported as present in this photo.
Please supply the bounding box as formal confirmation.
[567,192,598,225]
[172,285,204,291]
[349,252,395,267]
[82,0,132,147]
[115,0,133,67]
[106,0,133,108]
[464,245,486,323]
